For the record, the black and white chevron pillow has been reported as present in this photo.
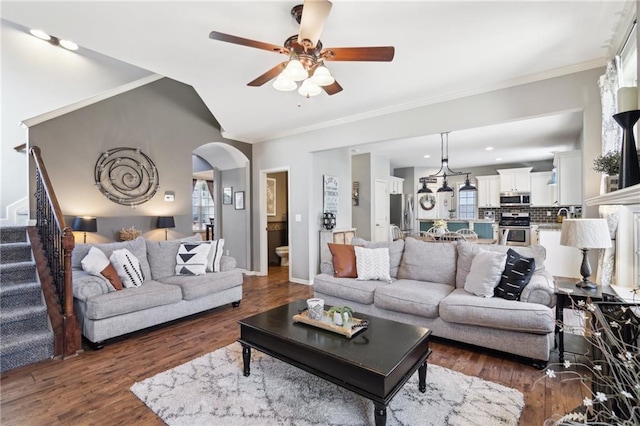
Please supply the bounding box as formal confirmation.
[175,242,211,276]
[109,248,145,288]
[354,246,392,283]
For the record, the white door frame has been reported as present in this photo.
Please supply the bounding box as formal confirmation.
[259,167,291,281]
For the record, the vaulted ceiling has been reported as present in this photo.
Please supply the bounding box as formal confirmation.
[1,1,633,168]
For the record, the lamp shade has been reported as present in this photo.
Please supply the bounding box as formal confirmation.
[156,216,175,229]
[72,216,97,233]
[560,219,612,249]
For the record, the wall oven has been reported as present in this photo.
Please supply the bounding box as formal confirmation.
[498,212,531,246]
[499,192,530,207]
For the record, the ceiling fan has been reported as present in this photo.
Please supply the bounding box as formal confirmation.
[209,0,395,97]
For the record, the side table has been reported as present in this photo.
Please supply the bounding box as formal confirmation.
[554,280,620,362]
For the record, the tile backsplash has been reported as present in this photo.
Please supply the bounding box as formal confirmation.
[479,206,582,223]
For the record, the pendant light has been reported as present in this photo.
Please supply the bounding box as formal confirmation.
[417,177,433,194]
[422,132,471,193]
[459,174,477,192]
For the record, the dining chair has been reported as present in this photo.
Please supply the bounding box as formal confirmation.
[457,228,478,241]
[389,224,403,241]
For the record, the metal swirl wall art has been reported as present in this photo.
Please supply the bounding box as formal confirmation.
[94,147,160,207]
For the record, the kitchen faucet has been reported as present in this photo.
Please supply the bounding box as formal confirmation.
[557,208,569,217]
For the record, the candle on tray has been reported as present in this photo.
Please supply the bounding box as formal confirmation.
[617,87,638,113]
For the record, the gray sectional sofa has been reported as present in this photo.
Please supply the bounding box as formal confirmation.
[71,236,243,347]
[314,237,557,364]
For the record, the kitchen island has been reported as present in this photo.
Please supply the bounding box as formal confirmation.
[417,219,497,240]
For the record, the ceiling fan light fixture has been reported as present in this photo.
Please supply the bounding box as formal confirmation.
[309,65,334,86]
[298,79,321,97]
[30,29,51,41]
[272,75,297,91]
[283,59,308,81]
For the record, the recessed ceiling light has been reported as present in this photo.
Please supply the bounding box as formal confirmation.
[485,147,494,151]
[59,39,79,51]
[30,29,51,41]
[423,154,430,158]
[495,157,502,161]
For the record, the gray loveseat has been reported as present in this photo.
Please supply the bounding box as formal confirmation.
[71,236,243,348]
[314,237,556,364]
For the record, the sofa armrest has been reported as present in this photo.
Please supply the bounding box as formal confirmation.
[72,269,113,301]
[219,255,236,271]
[520,270,556,308]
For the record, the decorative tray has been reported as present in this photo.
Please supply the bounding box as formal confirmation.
[293,310,368,338]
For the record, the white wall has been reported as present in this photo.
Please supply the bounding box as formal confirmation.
[1,19,151,216]
[253,68,604,282]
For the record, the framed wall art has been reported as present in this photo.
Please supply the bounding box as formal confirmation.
[222,187,233,205]
[234,191,245,210]
[266,178,276,216]
[323,175,339,216]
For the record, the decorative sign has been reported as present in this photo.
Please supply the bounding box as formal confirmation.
[94,147,159,207]
[323,175,339,216]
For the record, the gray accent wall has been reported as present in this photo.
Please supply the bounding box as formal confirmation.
[27,78,251,268]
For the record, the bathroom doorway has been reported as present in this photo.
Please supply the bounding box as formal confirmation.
[266,171,289,275]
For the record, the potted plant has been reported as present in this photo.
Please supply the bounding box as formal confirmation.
[592,151,620,193]
[326,306,354,326]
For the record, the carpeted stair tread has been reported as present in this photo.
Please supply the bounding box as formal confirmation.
[0,226,28,244]
[0,331,54,373]
[1,281,43,308]
[0,261,37,284]
[0,305,50,336]
[1,242,32,264]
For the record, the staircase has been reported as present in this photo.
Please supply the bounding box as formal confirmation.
[0,226,54,373]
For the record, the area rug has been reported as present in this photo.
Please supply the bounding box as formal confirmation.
[131,343,524,426]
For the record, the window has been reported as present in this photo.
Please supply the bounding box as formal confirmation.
[192,179,214,231]
[457,185,477,220]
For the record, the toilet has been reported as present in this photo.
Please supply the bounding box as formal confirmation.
[275,246,289,266]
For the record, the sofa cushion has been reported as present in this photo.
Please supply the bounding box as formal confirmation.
[440,288,555,334]
[463,250,507,298]
[350,237,404,278]
[313,273,385,305]
[494,249,536,301]
[328,243,357,278]
[73,237,151,281]
[355,246,391,283]
[456,241,546,289]
[175,242,210,276]
[146,235,202,280]
[158,269,243,301]
[110,249,145,288]
[397,237,457,286]
[84,280,183,320]
[374,279,454,318]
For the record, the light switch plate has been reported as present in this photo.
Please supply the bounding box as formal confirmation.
[295,214,302,222]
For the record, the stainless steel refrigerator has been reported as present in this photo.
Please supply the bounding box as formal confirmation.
[390,194,414,234]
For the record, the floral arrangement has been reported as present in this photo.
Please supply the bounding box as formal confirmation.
[119,226,142,241]
[539,299,639,425]
[434,219,447,229]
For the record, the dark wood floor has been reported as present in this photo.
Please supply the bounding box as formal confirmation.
[1,267,587,425]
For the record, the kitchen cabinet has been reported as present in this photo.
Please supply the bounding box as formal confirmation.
[476,175,500,207]
[555,151,582,206]
[530,171,558,206]
[497,167,532,192]
[388,176,405,194]
[535,228,582,278]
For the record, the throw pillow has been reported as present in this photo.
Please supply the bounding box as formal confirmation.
[464,250,508,298]
[328,243,357,278]
[175,242,211,276]
[207,239,225,272]
[109,248,145,288]
[354,246,391,283]
[494,248,536,301]
[81,247,123,291]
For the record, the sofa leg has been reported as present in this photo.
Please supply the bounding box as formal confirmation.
[532,359,548,370]
[232,301,241,308]
[87,340,105,351]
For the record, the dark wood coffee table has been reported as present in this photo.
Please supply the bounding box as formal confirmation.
[238,300,432,426]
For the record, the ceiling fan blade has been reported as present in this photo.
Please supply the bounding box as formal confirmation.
[209,31,286,54]
[323,80,343,96]
[247,62,288,86]
[297,0,332,48]
[322,46,395,62]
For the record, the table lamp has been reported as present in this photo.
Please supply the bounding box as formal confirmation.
[156,216,175,240]
[560,219,612,289]
[72,216,97,243]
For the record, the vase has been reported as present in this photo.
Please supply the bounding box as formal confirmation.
[605,175,619,193]
[323,212,336,230]
[612,110,640,189]
[333,312,343,326]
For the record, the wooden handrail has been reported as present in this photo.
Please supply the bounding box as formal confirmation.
[29,146,81,357]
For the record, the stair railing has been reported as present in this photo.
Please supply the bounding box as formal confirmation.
[29,146,81,357]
